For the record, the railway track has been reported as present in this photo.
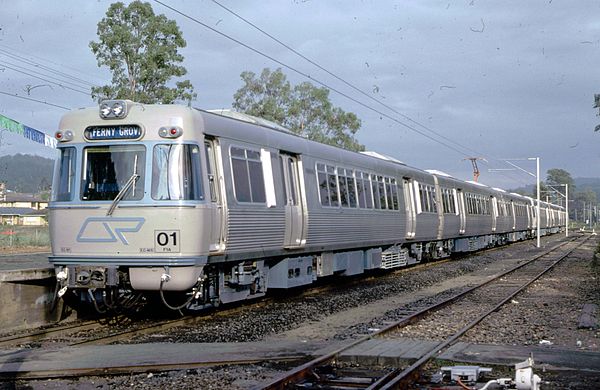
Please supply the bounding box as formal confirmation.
[260,233,590,390]
[0,254,457,350]
[0,234,583,382]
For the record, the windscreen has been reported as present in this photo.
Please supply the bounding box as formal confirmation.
[81,145,145,201]
[51,147,77,201]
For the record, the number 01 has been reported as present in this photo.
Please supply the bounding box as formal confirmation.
[156,231,177,246]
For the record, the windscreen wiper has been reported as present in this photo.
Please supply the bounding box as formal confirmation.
[106,173,140,216]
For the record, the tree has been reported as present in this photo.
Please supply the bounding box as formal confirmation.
[233,68,365,152]
[574,189,597,223]
[546,168,575,203]
[90,1,196,104]
[595,94,600,132]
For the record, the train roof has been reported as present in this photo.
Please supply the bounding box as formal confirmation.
[360,151,405,165]
[425,169,454,178]
[465,180,489,187]
[58,101,565,210]
[205,109,293,134]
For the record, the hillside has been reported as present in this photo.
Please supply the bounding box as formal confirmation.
[1,153,599,201]
[574,178,600,200]
[510,178,600,201]
[0,154,55,193]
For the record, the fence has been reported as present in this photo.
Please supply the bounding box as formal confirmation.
[0,225,50,248]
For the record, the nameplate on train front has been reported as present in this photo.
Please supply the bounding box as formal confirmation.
[84,125,142,140]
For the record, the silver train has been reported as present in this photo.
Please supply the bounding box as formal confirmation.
[49,100,566,312]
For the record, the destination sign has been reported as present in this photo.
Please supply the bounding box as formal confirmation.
[84,125,142,141]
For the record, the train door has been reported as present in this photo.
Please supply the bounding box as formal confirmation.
[491,196,498,232]
[402,178,416,238]
[204,138,227,252]
[510,201,516,229]
[280,153,306,248]
[432,176,444,239]
[457,189,466,234]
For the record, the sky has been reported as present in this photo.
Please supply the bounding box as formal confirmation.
[0,0,599,190]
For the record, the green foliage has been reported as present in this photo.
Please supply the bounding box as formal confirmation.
[0,154,54,193]
[90,1,196,104]
[574,188,597,204]
[594,95,599,132]
[233,68,365,152]
[546,168,575,193]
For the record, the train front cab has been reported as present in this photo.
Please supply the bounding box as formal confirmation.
[49,101,216,309]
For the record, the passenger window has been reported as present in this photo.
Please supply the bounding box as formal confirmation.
[364,174,373,209]
[286,157,297,205]
[338,168,349,207]
[390,179,399,210]
[204,142,218,202]
[372,178,381,209]
[327,165,339,207]
[347,173,357,208]
[230,146,266,203]
[317,163,330,206]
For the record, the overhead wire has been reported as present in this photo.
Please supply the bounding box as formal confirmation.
[210,0,537,188]
[0,3,538,188]
[0,90,70,110]
[0,59,91,95]
[152,0,473,158]
[210,0,481,158]
[0,44,102,113]
[0,43,104,87]
[0,47,99,89]
[158,0,532,187]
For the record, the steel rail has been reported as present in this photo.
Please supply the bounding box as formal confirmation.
[1,230,519,351]
[0,355,304,380]
[0,254,456,350]
[0,235,581,383]
[379,234,591,389]
[259,233,587,390]
[70,314,214,346]
[0,321,102,348]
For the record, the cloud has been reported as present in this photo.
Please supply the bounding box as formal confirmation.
[0,0,599,188]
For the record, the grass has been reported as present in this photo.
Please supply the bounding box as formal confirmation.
[0,225,50,249]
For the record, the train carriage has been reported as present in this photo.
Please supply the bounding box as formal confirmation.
[49,100,565,312]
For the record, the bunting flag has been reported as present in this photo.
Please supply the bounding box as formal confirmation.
[0,114,57,149]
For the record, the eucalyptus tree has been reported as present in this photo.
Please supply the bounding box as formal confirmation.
[233,68,364,152]
[90,1,195,104]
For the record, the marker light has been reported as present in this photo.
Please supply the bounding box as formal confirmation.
[55,130,74,142]
[159,126,183,139]
[99,100,128,119]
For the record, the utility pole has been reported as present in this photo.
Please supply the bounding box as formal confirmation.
[534,157,540,248]
[489,157,541,247]
[566,184,569,237]
[547,183,568,237]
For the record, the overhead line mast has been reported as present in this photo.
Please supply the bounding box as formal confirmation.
[464,157,486,182]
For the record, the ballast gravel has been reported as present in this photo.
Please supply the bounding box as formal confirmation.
[10,234,599,389]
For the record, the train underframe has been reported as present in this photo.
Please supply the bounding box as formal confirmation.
[55,228,559,314]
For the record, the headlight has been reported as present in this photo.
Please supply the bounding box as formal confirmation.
[99,100,128,119]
